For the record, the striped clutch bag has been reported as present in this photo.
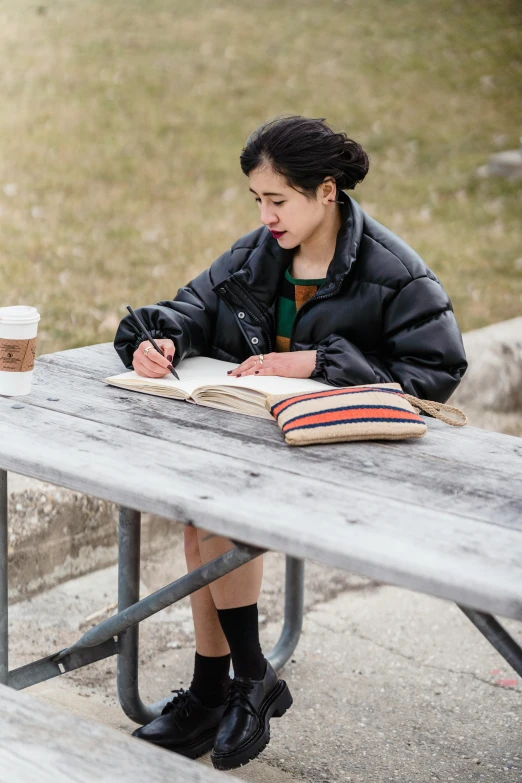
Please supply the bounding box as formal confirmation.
[265,383,467,446]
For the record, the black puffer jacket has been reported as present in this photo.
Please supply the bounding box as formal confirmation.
[114,191,467,402]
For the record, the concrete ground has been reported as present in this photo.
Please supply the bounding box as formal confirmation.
[8,523,522,783]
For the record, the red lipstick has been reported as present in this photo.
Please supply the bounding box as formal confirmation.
[270,230,286,239]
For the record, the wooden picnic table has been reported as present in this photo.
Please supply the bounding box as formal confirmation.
[1,342,522,766]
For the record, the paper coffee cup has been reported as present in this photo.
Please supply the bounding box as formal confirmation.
[0,306,41,396]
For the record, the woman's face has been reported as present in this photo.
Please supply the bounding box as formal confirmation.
[248,165,334,249]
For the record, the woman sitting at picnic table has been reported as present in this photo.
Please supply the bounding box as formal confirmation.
[114,114,467,770]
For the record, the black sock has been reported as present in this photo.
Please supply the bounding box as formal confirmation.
[217,603,266,680]
[189,651,231,708]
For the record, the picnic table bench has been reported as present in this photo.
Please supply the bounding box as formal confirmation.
[0,682,233,782]
[1,342,522,772]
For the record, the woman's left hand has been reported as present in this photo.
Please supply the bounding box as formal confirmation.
[228,350,317,378]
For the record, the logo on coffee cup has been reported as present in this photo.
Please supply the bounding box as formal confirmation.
[0,338,37,372]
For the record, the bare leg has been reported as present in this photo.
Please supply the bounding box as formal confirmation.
[196,529,263,610]
[184,526,230,656]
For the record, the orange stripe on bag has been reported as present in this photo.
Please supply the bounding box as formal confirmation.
[282,405,422,432]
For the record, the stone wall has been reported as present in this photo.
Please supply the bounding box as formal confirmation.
[450,316,522,437]
[7,474,183,603]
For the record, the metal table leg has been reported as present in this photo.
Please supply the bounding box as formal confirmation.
[0,470,7,685]
[116,507,305,724]
[117,507,161,725]
[458,605,522,677]
[8,505,266,692]
[268,555,304,672]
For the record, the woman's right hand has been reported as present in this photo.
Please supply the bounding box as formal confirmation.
[132,338,176,378]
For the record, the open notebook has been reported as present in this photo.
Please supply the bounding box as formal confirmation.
[104,356,337,420]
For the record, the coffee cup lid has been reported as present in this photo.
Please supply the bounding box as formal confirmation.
[0,306,41,325]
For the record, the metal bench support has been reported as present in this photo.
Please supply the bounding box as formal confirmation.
[117,506,305,725]
[458,606,522,677]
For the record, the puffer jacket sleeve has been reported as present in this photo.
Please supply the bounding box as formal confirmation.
[113,250,230,370]
[311,276,468,402]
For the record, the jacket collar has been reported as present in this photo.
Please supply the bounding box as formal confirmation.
[327,190,364,286]
[218,191,364,310]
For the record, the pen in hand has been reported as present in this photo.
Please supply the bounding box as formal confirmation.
[126,305,180,380]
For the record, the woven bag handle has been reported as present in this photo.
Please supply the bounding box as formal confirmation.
[403,394,468,427]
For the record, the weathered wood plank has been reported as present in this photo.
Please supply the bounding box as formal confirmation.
[20,356,522,532]
[37,342,119,376]
[38,342,522,474]
[0,683,231,782]
[1,397,522,620]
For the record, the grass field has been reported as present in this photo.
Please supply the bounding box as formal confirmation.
[0,0,521,357]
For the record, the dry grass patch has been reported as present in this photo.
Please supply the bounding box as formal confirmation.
[0,0,520,356]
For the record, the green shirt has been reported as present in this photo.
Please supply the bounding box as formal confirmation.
[275,265,326,352]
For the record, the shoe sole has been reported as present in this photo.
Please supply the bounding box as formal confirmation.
[139,727,218,760]
[210,680,293,770]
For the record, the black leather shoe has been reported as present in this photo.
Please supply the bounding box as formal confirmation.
[132,688,228,759]
[211,659,293,770]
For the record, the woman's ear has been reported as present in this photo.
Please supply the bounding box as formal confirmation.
[320,177,337,204]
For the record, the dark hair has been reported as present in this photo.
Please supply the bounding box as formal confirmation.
[239,114,370,200]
